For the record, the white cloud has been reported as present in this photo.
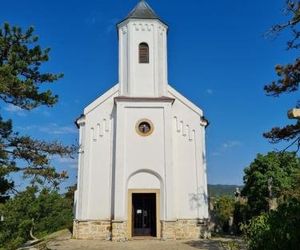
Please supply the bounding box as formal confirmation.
[4,104,27,116]
[18,123,77,135]
[58,157,78,169]
[52,156,78,169]
[210,140,242,157]
[222,140,242,149]
[211,152,221,157]
[39,123,77,135]
[206,89,213,95]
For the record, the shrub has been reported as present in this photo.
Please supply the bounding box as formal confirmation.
[0,188,73,249]
[242,199,300,250]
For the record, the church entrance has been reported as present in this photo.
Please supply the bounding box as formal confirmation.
[132,193,156,237]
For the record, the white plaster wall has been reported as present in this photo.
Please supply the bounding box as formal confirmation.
[76,85,209,221]
[128,172,160,189]
[76,88,208,221]
[76,85,119,220]
[124,107,165,177]
[113,100,175,221]
[118,20,168,97]
[168,86,209,219]
[124,106,166,219]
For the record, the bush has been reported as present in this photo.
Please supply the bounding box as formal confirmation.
[233,200,250,234]
[0,188,73,249]
[213,196,235,233]
[242,152,300,217]
[242,199,300,250]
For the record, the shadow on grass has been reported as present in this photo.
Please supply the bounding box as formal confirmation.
[184,239,224,250]
[185,238,245,250]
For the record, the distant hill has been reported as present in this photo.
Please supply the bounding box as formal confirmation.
[208,184,243,197]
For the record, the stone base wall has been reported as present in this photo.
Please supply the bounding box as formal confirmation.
[161,219,210,240]
[73,219,209,241]
[161,221,177,240]
[111,221,128,242]
[73,220,111,240]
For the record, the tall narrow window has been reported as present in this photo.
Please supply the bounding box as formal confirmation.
[139,43,149,63]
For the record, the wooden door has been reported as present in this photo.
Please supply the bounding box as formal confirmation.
[132,193,156,237]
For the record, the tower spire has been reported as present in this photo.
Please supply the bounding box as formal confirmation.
[126,0,161,21]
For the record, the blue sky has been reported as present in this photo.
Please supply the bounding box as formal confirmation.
[1,0,298,189]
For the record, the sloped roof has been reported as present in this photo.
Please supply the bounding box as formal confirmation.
[127,0,160,20]
[119,0,166,25]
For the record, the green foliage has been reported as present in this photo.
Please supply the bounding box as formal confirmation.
[215,196,235,225]
[242,199,300,250]
[0,188,35,249]
[65,184,77,208]
[241,213,270,250]
[220,240,241,250]
[232,200,251,234]
[242,151,300,216]
[213,196,235,233]
[0,188,73,249]
[290,168,300,199]
[241,152,300,249]
[0,22,76,194]
[0,173,13,203]
[0,22,62,109]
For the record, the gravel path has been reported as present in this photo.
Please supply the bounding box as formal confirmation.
[47,238,244,250]
[42,230,245,250]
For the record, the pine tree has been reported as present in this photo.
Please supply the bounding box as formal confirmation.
[0,22,75,197]
[263,1,300,150]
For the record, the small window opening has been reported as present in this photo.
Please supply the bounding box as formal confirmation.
[139,43,149,64]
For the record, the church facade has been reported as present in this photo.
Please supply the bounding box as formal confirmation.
[73,1,209,241]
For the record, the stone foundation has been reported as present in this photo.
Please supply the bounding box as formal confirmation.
[73,219,209,241]
[111,221,128,242]
[73,220,111,240]
[161,219,210,240]
[161,220,177,240]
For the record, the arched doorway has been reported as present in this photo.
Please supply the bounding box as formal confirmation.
[127,171,162,238]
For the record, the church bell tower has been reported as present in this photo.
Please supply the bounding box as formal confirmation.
[117,0,168,97]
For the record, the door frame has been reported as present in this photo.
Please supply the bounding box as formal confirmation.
[128,189,160,239]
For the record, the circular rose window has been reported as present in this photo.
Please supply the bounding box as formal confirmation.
[136,119,154,136]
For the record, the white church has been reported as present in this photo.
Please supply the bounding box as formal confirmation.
[73,0,209,241]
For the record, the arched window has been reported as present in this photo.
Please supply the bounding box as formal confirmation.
[139,43,149,64]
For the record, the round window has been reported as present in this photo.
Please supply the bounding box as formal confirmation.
[136,119,154,136]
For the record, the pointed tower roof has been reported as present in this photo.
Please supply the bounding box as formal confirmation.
[119,0,167,25]
[127,0,159,19]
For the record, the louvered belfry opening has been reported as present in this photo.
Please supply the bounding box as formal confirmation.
[139,43,149,63]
